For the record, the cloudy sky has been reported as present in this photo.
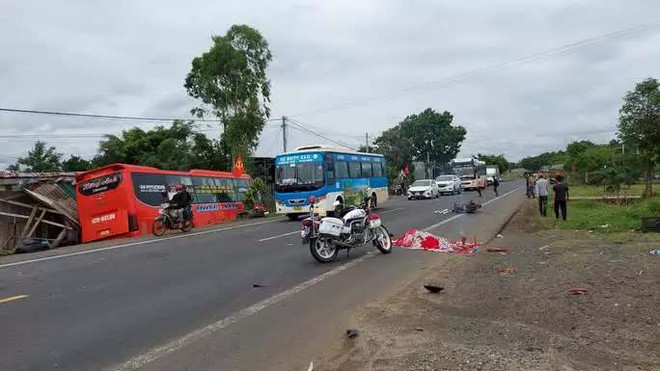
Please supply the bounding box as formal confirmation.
[1,0,658,169]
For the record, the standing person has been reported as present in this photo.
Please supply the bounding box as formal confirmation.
[535,175,549,216]
[527,174,536,198]
[552,176,569,221]
[493,176,500,197]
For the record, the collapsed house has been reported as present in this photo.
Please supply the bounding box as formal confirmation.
[0,171,79,252]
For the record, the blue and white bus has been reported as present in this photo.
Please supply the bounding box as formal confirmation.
[274,145,389,220]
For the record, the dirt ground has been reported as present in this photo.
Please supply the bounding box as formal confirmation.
[318,201,659,371]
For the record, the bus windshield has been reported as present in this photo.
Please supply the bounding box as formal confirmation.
[275,162,324,192]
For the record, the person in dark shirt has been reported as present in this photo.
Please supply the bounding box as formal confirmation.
[170,185,193,222]
[493,177,500,196]
[552,176,569,220]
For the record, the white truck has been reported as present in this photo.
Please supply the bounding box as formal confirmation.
[486,165,499,185]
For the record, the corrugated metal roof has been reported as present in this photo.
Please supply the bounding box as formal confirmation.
[24,183,79,227]
[0,171,78,179]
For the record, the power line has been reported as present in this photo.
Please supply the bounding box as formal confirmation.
[0,124,280,140]
[289,20,660,118]
[0,107,282,123]
[286,118,359,150]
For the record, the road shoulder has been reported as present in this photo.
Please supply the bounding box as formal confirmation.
[318,199,659,371]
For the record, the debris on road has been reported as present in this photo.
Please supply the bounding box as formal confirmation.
[434,208,450,215]
[496,234,504,238]
[539,245,550,251]
[423,284,444,293]
[486,247,510,254]
[415,327,424,332]
[568,288,588,295]
[649,249,660,256]
[393,229,479,254]
[252,284,266,288]
[526,346,544,352]
[346,329,359,339]
[307,362,314,371]
[497,267,516,275]
[452,201,482,213]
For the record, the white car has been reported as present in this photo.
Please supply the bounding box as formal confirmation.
[435,175,462,195]
[407,179,439,200]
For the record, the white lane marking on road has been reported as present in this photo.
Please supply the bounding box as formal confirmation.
[258,230,300,242]
[379,207,404,215]
[258,207,405,242]
[106,254,374,371]
[423,186,522,232]
[0,219,282,269]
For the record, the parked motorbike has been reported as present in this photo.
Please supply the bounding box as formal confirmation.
[152,203,193,236]
[302,196,392,263]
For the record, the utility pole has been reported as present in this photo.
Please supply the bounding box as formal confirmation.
[426,151,430,178]
[281,116,287,152]
[365,132,369,153]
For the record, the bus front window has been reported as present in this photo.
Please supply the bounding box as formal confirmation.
[275,163,324,192]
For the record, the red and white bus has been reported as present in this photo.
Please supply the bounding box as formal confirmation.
[75,163,251,243]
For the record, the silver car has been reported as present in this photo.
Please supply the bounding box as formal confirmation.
[435,175,462,195]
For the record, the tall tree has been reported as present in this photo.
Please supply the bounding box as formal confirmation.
[373,125,414,182]
[477,154,512,174]
[398,108,467,164]
[94,121,226,170]
[184,25,273,161]
[8,141,62,172]
[618,77,659,197]
[61,155,92,172]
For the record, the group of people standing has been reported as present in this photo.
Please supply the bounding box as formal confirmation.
[526,173,569,220]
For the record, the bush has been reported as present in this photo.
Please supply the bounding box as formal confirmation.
[243,178,274,211]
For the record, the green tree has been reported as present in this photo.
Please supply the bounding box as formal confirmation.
[398,108,467,165]
[372,125,414,183]
[477,154,512,174]
[184,25,273,161]
[518,151,564,172]
[618,77,660,198]
[61,155,92,172]
[94,121,226,170]
[8,141,62,172]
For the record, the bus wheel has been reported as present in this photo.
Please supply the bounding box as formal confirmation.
[286,214,299,221]
[152,220,166,236]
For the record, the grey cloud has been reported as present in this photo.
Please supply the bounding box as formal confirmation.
[1,0,659,167]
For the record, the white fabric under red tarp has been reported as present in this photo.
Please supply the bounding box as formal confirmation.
[392,229,479,254]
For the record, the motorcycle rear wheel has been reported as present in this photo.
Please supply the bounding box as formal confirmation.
[152,220,166,236]
[374,226,393,254]
[310,237,339,263]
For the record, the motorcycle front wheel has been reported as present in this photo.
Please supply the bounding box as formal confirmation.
[152,219,166,236]
[310,237,339,263]
[374,226,393,254]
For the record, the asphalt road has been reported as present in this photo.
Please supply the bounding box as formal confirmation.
[0,181,522,371]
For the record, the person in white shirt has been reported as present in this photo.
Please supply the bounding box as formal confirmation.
[535,175,549,216]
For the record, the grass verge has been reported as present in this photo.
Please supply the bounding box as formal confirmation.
[535,196,660,232]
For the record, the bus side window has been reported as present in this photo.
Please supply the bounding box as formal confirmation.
[213,177,236,203]
[192,176,216,203]
[335,161,349,179]
[349,162,362,178]
[326,160,335,182]
[373,162,383,177]
[361,162,373,177]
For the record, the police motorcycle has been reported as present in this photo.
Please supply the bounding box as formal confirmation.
[301,195,392,263]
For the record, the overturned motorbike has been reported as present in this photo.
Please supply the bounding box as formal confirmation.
[301,196,392,263]
[152,203,193,236]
